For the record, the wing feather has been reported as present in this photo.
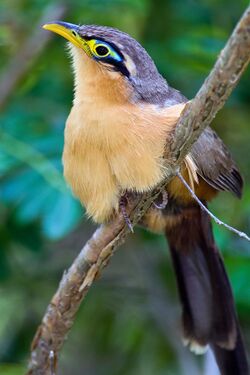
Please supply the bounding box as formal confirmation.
[189,127,243,198]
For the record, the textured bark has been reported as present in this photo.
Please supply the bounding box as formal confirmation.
[27,6,250,375]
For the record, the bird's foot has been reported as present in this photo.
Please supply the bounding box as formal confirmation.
[119,194,134,233]
[153,190,168,210]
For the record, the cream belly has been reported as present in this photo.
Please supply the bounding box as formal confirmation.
[63,46,186,223]
[62,102,178,223]
[63,142,119,222]
[63,103,186,223]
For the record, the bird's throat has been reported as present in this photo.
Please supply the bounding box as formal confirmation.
[69,45,132,106]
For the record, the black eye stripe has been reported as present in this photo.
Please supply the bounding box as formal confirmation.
[83,35,125,60]
[81,35,129,78]
[111,60,130,78]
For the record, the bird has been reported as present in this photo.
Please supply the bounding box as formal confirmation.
[43,21,249,374]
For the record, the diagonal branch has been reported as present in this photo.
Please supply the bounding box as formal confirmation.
[27,6,250,375]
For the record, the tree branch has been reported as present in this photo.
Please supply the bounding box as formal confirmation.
[27,6,250,375]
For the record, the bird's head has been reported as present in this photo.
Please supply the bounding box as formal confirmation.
[43,21,184,105]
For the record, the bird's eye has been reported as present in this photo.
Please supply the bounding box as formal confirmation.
[88,40,122,62]
[94,44,110,57]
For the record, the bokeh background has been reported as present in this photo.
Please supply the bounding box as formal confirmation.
[0,0,250,374]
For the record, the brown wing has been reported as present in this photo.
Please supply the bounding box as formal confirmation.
[190,127,243,198]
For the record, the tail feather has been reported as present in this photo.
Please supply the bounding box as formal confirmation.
[165,206,249,374]
[212,329,248,375]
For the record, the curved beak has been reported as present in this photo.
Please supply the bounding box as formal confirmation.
[43,21,82,48]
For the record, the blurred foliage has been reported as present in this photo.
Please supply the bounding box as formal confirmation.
[0,0,249,374]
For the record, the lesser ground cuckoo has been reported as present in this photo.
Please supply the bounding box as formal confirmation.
[43,21,249,374]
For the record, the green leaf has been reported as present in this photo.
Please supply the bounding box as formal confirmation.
[42,191,83,239]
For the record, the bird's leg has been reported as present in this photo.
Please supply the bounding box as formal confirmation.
[119,194,134,233]
[153,190,168,210]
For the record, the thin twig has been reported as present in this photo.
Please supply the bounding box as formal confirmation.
[27,5,250,375]
[177,171,250,242]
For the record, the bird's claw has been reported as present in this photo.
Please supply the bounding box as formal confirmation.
[153,190,168,210]
[119,195,134,233]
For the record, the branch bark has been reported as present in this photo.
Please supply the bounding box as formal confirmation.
[27,6,250,375]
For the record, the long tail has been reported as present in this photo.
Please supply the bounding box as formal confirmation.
[165,205,249,375]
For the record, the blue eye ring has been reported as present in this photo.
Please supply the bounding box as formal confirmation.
[88,39,123,62]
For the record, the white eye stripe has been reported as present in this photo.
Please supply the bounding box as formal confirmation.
[123,53,137,76]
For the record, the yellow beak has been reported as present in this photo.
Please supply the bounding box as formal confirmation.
[43,21,83,48]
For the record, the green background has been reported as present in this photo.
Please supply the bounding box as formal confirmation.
[0,0,249,374]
